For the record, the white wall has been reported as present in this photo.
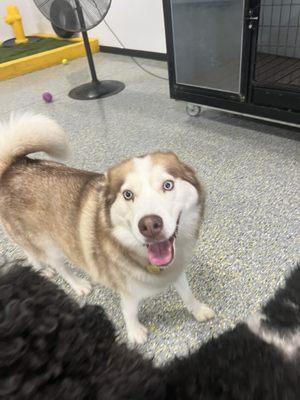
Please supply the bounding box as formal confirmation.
[0,0,166,53]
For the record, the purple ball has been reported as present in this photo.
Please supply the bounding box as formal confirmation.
[42,92,53,103]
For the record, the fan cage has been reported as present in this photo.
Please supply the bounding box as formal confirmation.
[34,0,112,32]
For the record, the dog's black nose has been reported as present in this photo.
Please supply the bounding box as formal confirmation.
[138,215,163,239]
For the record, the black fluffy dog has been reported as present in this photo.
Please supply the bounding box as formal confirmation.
[164,265,300,400]
[0,262,164,400]
[0,260,299,400]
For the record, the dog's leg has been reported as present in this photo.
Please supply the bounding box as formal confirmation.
[121,294,148,345]
[174,272,215,322]
[45,245,92,297]
[24,251,55,279]
[56,263,92,297]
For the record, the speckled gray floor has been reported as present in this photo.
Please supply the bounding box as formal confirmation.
[0,53,299,364]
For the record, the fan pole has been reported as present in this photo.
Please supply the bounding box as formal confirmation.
[67,0,125,99]
[74,0,98,83]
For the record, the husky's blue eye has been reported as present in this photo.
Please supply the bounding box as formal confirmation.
[123,190,134,200]
[163,180,174,191]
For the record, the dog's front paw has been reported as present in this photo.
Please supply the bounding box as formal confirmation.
[127,323,148,346]
[192,302,215,322]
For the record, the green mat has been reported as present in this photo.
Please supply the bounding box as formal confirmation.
[0,38,74,64]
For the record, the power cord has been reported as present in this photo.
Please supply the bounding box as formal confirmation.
[102,19,168,81]
[89,0,168,80]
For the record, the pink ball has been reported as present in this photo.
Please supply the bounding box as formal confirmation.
[42,92,53,103]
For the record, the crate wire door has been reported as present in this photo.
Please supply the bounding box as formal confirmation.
[255,0,300,89]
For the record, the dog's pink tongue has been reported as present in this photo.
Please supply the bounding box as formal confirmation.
[147,240,173,266]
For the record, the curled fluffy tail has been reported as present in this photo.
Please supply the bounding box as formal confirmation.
[0,113,69,178]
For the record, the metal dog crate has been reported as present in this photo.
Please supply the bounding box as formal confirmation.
[163,0,300,126]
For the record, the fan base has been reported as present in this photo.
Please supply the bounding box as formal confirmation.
[68,80,125,100]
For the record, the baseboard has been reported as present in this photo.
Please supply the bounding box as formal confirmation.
[99,46,167,61]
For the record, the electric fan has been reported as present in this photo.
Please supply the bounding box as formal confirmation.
[33,0,125,100]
